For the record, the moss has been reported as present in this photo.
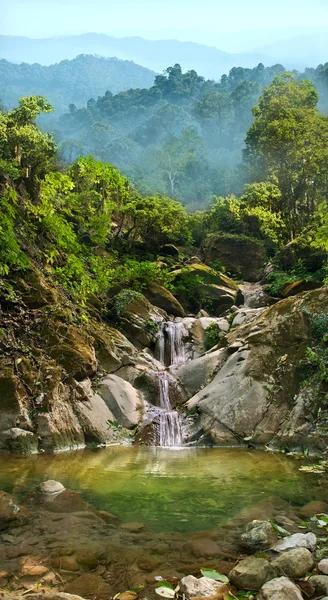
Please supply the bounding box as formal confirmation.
[0,366,26,412]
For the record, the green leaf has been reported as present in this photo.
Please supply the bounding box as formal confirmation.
[200,568,229,583]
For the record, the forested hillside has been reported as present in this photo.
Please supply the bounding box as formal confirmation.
[0,54,156,113]
[43,61,328,207]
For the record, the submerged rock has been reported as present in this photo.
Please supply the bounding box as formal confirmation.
[25,595,86,600]
[184,538,222,558]
[298,500,328,518]
[0,490,29,530]
[65,573,112,599]
[229,557,276,590]
[179,575,226,599]
[257,577,303,600]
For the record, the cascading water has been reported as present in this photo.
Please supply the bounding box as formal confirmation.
[156,323,184,447]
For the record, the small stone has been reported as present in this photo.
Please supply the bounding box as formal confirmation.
[51,555,80,571]
[273,532,316,552]
[24,594,86,600]
[272,548,314,578]
[97,509,119,523]
[65,573,112,599]
[319,559,328,574]
[258,576,303,600]
[39,480,66,495]
[299,501,328,518]
[185,538,222,558]
[310,575,328,596]
[118,593,138,600]
[21,563,49,577]
[120,521,145,532]
[241,520,276,550]
[153,542,170,554]
[179,575,226,599]
[228,556,276,590]
[137,557,159,571]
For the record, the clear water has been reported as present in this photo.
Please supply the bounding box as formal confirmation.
[0,446,325,533]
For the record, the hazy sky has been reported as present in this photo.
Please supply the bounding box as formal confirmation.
[2,0,328,41]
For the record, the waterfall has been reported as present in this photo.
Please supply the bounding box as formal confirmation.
[156,322,184,447]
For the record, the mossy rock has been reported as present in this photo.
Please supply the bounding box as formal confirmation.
[145,282,185,317]
[279,280,323,298]
[114,293,166,348]
[172,263,239,290]
[14,267,58,308]
[42,323,97,380]
[88,321,136,372]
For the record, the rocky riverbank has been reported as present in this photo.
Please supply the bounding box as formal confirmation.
[2,478,328,600]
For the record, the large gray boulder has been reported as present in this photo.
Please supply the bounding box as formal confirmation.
[257,577,303,600]
[228,556,276,590]
[172,349,227,399]
[97,374,144,428]
[187,288,328,452]
[272,548,314,578]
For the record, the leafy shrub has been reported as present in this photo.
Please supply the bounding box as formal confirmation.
[204,323,222,350]
[113,289,144,317]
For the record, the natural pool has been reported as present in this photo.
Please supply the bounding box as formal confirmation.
[0,446,326,533]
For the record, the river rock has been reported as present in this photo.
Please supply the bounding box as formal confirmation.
[0,490,29,530]
[65,573,112,599]
[97,374,144,428]
[257,577,303,600]
[298,500,328,518]
[179,575,226,599]
[241,520,276,550]
[318,559,328,574]
[120,521,145,532]
[228,556,276,590]
[185,538,222,558]
[272,548,314,578]
[39,480,65,495]
[273,533,316,552]
[309,575,328,595]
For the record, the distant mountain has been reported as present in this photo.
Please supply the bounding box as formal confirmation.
[0,34,269,79]
[254,32,328,70]
[0,54,156,112]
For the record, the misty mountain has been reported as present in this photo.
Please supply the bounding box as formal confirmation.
[255,32,328,69]
[0,33,269,79]
[0,54,156,113]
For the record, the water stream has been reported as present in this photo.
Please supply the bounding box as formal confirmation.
[157,322,184,447]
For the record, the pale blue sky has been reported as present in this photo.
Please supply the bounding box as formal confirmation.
[2,0,328,43]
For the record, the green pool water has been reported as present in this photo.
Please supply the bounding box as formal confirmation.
[0,446,326,532]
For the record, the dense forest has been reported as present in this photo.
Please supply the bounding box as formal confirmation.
[0,54,156,114]
[1,72,328,305]
[35,60,328,208]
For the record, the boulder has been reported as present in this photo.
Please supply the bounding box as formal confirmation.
[65,573,112,599]
[42,324,97,380]
[0,365,31,432]
[73,378,118,443]
[232,308,265,328]
[204,234,266,282]
[299,501,328,518]
[272,548,314,578]
[188,288,328,451]
[114,293,166,348]
[308,576,328,596]
[15,267,58,308]
[191,317,230,353]
[145,283,185,317]
[239,283,276,308]
[279,280,323,298]
[179,575,226,599]
[0,427,38,454]
[97,374,144,428]
[273,533,316,553]
[173,349,227,399]
[257,577,303,600]
[88,322,137,372]
[241,520,276,551]
[229,556,276,590]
